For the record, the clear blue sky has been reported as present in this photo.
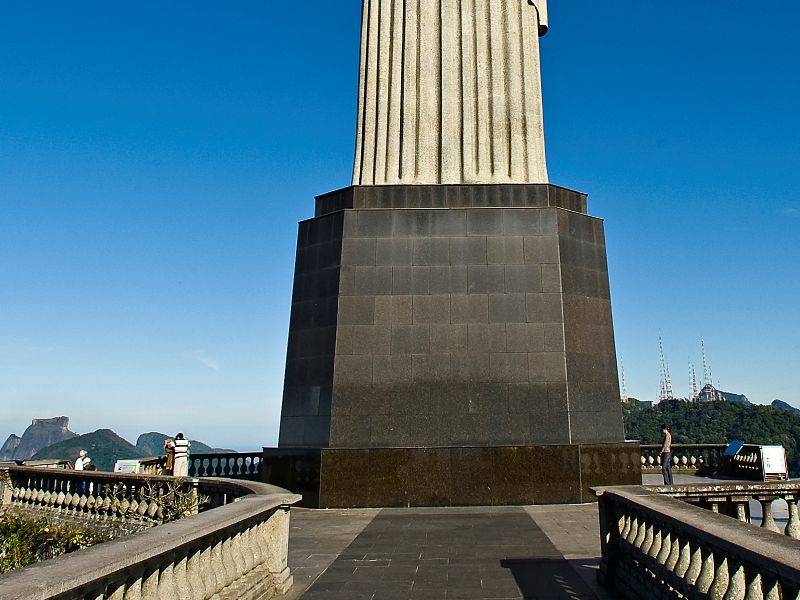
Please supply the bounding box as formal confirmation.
[1,2,798,449]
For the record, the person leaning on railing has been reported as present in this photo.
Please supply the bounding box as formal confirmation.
[661,424,674,485]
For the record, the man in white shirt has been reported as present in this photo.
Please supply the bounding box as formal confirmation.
[74,449,87,471]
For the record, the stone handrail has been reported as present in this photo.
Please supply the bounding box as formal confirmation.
[640,444,727,475]
[3,466,210,528]
[594,485,800,600]
[652,481,800,539]
[0,468,301,599]
[189,452,263,481]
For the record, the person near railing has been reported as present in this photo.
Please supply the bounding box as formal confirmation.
[661,424,674,485]
[164,438,175,475]
[174,433,190,477]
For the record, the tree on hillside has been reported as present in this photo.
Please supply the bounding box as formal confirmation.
[623,400,800,476]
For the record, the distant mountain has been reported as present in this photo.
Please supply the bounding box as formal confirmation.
[32,429,144,472]
[3,417,77,461]
[773,400,800,417]
[0,435,22,460]
[136,432,233,456]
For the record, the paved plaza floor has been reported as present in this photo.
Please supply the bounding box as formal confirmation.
[283,504,615,600]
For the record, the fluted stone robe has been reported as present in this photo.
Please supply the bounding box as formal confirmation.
[352,0,549,186]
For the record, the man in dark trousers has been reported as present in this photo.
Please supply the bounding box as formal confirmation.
[661,424,674,485]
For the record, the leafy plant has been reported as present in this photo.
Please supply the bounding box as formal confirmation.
[103,479,209,523]
[0,511,110,574]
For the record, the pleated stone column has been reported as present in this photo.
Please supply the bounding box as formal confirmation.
[352,0,550,186]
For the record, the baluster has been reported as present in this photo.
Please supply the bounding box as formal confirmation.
[641,520,655,556]
[785,497,800,540]
[210,537,226,594]
[683,539,703,588]
[744,567,765,600]
[141,566,159,600]
[620,512,633,540]
[759,498,781,533]
[157,560,179,600]
[185,547,204,600]
[173,553,192,600]
[709,554,730,600]
[241,524,256,574]
[231,529,247,581]
[249,523,265,571]
[674,536,692,579]
[200,542,218,599]
[634,515,647,550]
[220,536,237,588]
[647,523,662,561]
[724,562,746,600]
[696,545,716,595]
[106,579,127,600]
[656,528,672,566]
[762,575,781,600]
[665,531,682,572]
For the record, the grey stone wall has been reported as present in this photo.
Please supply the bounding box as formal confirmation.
[279,185,624,449]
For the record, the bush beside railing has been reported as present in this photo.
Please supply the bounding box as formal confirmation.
[0,467,301,600]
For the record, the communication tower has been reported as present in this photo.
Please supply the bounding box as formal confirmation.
[658,337,674,402]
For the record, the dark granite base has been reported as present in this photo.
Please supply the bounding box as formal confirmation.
[262,443,640,508]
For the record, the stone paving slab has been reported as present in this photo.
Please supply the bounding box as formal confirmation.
[283,505,613,600]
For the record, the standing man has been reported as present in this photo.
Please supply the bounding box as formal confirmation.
[661,424,674,485]
[173,433,191,477]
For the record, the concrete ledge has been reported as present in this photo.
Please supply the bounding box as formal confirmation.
[314,184,589,217]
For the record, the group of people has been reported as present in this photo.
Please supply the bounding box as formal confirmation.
[71,432,191,477]
[163,433,190,476]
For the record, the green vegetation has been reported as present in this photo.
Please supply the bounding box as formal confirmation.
[623,400,800,476]
[0,510,110,574]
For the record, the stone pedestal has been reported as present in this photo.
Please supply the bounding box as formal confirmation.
[268,183,630,507]
[263,443,641,508]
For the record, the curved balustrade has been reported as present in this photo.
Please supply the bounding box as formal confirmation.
[595,485,800,600]
[189,452,263,481]
[0,467,301,600]
[640,444,726,475]
[3,466,210,528]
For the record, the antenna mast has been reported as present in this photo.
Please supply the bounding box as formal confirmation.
[658,337,674,402]
[701,338,715,389]
[690,362,699,402]
[620,361,629,403]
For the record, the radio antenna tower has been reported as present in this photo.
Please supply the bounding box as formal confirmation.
[701,338,714,388]
[689,361,699,402]
[658,337,674,402]
[620,361,629,403]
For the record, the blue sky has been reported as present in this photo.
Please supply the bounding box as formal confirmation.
[1,2,798,450]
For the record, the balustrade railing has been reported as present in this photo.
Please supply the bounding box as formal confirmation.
[595,484,800,600]
[654,482,800,539]
[0,467,301,600]
[189,452,263,481]
[640,444,726,475]
[4,466,205,528]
